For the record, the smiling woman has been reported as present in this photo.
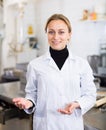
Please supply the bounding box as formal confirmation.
[45,14,71,51]
[46,19,71,50]
[13,14,96,130]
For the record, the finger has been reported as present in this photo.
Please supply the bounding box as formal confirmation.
[12,98,21,103]
[58,109,70,114]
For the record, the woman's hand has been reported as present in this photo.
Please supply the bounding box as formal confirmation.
[12,97,33,110]
[57,102,80,115]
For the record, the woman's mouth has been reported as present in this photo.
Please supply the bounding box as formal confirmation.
[52,41,60,45]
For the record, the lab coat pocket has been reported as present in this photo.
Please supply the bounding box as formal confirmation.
[74,108,82,118]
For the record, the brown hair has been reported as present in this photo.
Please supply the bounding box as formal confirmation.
[45,14,72,33]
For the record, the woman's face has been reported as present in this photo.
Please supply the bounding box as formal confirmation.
[47,20,71,50]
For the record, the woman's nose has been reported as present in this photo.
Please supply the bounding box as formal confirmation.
[53,32,59,39]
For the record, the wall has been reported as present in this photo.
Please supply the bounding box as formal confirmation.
[0,4,3,75]
[62,0,106,58]
[1,0,37,74]
[0,5,3,28]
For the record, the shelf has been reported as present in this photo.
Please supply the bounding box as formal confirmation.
[79,19,106,23]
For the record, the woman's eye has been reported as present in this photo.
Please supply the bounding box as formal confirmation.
[48,31,54,34]
[59,31,65,34]
[48,31,65,35]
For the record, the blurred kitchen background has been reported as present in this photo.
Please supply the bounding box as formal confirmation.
[0,0,106,130]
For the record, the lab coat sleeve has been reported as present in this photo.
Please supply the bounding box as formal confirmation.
[24,62,37,114]
[76,60,97,115]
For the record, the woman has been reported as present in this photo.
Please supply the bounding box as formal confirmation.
[13,14,96,130]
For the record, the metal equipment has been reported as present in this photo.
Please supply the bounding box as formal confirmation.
[0,82,32,130]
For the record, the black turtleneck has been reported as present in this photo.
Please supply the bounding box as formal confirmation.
[50,46,69,70]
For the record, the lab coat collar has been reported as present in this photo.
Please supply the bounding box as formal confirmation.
[42,49,75,70]
[43,49,75,62]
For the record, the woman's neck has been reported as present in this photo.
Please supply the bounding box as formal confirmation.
[50,46,69,70]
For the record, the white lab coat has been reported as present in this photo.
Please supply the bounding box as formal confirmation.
[25,50,96,130]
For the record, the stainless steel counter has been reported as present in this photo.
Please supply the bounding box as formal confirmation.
[0,81,25,103]
[84,87,106,130]
[0,81,32,130]
[84,107,106,130]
